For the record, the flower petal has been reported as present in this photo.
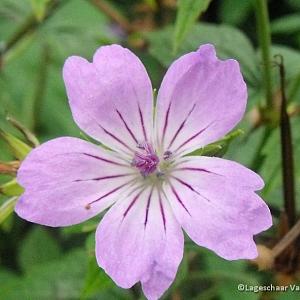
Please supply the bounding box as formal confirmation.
[96,186,183,299]
[63,44,153,156]
[165,156,272,260]
[174,156,265,190]
[155,44,247,156]
[15,137,137,226]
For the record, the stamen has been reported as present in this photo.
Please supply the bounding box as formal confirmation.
[132,141,159,176]
[163,150,172,160]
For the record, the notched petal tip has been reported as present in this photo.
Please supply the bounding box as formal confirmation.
[92,43,127,61]
[196,43,217,59]
[62,44,153,153]
[62,55,90,86]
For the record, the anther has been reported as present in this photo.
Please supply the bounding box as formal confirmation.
[132,141,159,176]
[163,150,172,160]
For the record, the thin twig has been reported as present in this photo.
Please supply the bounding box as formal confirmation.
[272,218,300,258]
[0,161,20,175]
[276,54,296,227]
[6,114,39,147]
[89,0,133,33]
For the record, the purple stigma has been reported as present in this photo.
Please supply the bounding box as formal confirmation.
[132,142,159,176]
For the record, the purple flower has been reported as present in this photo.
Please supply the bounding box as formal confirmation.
[15,44,272,300]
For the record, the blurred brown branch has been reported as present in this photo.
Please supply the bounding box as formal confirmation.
[0,161,20,175]
[273,218,300,259]
[89,0,134,34]
[0,0,67,66]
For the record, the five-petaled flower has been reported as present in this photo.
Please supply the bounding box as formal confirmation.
[15,44,272,300]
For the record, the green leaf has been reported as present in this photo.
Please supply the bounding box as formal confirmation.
[271,13,300,35]
[19,226,61,272]
[219,0,254,26]
[204,251,260,300]
[80,257,114,299]
[173,0,212,52]
[80,233,131,300]
[147,23,259,86]
[0,179,23,196]
[288,0,300,9]
[62,216,100,235]
[1,249,87,300]
[189,129,244,157]
[0,196,17,224]
[30,0,50,21]
[275,286,300,299]
[0,129,32,160]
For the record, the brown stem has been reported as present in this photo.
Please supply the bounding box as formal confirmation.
[276,54,296,227]
[89,0,133,34]
[0,161,20,175]
[272,218,300,258]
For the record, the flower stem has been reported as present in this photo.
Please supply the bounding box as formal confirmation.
[255,0,273,107]
[276,55,296,227]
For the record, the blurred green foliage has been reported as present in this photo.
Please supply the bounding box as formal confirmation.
[1,0,300,299]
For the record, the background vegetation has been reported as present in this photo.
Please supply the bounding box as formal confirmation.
[1,0,300,299]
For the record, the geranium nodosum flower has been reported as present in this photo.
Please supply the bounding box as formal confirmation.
[15,44,272,300]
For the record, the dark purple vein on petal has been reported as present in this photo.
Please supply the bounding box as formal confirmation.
[170,184,191,216]
[161,102,172,147]
[99,124,135,152]
[158,191,167,232]
[74,173,134,182]
[116,109,138,144]
[82,153,128,167]
[171,176,210,203]
[138,104,147,141]
[123,188,145,218]
[174,167,216,175]
[85,180,133,209]
[174,122,213,153]
[144,187,154,229]
[167,103,196,150]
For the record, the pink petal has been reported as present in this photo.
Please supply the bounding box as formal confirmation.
[95,187,183,299]
[15,137,136,226]
[174,156,265,190]
[155,44,247,156]
[165,156,272,260]
[63,45,153,156]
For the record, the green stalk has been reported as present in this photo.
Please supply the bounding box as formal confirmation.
[255,0,273,107]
